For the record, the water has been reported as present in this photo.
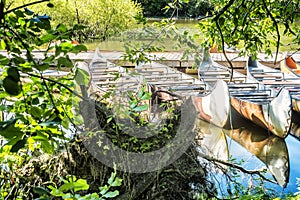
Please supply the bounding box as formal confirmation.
[195,118,300,197]
[83,19,297,52]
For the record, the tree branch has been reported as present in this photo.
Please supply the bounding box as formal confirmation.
[25,72,85,101]
[4,0,49,15]
[215,20,235,82]
[262,0,280,64]
[212,0,236,82]
[197,151,277,185]
[214,0,236,20]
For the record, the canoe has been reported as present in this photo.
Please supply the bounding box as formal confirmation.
[247,57,300,114]
[85,48,231,128]
[198,50,292,138]
[280,55,300,77]
[224,121,290,188]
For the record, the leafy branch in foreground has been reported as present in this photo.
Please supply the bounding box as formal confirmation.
[0,3,87,154]
[198,0,300,63]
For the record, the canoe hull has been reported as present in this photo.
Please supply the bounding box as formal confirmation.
[192,80,230,128]
[230,87,291,138]
[280,57,300,77]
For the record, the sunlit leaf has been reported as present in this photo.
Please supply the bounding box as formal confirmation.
[132,104,148,112]
[56,24,67,33]
[111,177,122,187]
[103,190,119,198]
[0,39,6,50]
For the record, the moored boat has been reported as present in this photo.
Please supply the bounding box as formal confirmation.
[83,48,231,128]
[280,55,300,77]
[247,57,300,115]
[198,49,292,138]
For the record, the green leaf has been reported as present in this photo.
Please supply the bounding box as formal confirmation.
[48,185,65,197]
[111,177,122,187]
[75,67,90,86]
[31,106,43,118]
[2,76,21,96]
[35,63,50,71]
[33,186,50,195]
[99,185,109,195]
[55,47,62,57]
[43,55,55,63]
[31,132,48,141]
[132,104,148,112]
[103,190,119,198]
[58,178,89,192]
[40,34,56,43]
[40,140,54,154]
[0,55,10,65]
[0,118,21,139]
[47,3,54,8]
[11,138,27,152]
[56,24,67,33]
[60,42,74,52]
[14,10,25,17]
[141,92,151,100]
[72,45,88,54]
[107,172,116,185]
[137,89,144,99]
[73,179,89,192]
[7,67,20,82]
[0,39,6,50]
[129,100,138,109]
[57,57,73,68]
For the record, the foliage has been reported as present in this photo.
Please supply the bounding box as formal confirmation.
[0,0,88,155]
[35,172,122,200]
[197,0,300,62]
[136,0,214,18]
[18,0,143,41]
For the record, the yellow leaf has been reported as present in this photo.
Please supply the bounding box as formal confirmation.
[28,137,35,151]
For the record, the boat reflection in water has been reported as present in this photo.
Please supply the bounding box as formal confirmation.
[224,121,289,188]
[195,117,290,189]
[195,119,229,165]
[290,122,300,141]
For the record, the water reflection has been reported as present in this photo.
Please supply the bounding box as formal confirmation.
[224,122,289,188]
[195,116,300,195]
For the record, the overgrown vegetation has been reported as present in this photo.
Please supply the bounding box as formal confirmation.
[136,0,214,18]
[6,0,142,42]
[1,0,300,199]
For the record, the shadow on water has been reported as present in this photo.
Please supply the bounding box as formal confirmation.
[194,108,300,197]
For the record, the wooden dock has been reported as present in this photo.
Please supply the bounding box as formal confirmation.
[0,50,293,75]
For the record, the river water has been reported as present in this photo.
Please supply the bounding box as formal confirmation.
[195,116,300,197]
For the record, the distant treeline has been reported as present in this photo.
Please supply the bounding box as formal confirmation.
[135,0,214,18]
